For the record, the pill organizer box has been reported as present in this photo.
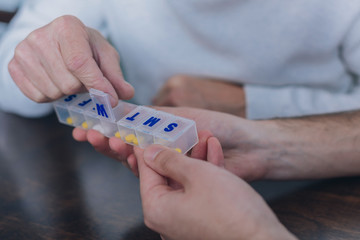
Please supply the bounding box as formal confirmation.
[53,89,199,154]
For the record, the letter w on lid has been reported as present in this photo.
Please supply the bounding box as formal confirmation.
[96,103,108,118]
[89,88,115,121]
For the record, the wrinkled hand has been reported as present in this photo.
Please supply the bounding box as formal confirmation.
[73,106,273,181]
[135,145,296,240]
[151,107,275,181]
[9,15,134,106]
[153,75,246,117]
[73,127,221,177]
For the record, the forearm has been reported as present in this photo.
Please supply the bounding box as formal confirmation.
[260,111,360,179]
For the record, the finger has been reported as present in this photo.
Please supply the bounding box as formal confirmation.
[134,147,169,197]
[153,89,177,107]
[153,75,189,106]
[35,40,88,97]
[13,41,62,100]
[86,129,114,158]
[207,137,225,167]
[152,85,170,106]
[25,61,62,100]
[143,145,195,187]
[109,136,136,174]
[154,97,176,107]
[127,153,139,177]
[190,130,213,160]
[90,31,134,100]
[58,24,119,106]
[109,136,134,161]
[72,127,88,142]
[8,58,49,102]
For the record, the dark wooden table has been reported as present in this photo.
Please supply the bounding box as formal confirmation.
[0,110,359,240]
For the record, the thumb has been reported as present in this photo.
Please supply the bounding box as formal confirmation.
[143,145,194,187]
[134,147,169,198]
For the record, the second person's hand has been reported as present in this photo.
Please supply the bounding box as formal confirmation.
[153,75,246,117]
[73,106,272,181]
[72,127,220,177]
[135,144,296,240]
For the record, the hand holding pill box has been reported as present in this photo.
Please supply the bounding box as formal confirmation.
[53,89,199,154]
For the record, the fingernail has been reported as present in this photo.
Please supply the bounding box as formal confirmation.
[144,145,165,163]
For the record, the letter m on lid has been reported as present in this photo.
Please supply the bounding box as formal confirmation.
[143,116,161,127]
[96,103,108,118]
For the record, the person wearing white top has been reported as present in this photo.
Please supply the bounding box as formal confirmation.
[2,0,360,119]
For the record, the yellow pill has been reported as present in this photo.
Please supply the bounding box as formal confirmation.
[81,121,89,129]
[114,131,121,138]
[125,134,135,143]
[132,137,139,145]
[66,117,73,125]
[175,148,182,153]
[119,131,126,138]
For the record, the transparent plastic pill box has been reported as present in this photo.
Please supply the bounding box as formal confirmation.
[53,89,199,154]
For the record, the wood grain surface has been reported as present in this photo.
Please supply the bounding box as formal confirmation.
[0,110,359,239]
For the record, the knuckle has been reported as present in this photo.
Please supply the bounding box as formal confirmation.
[62,81,83,95]
[53,15,87,39]
[52,15,83,30]
[8,60,23,83]
[13,41,28,61]
[161,90,182,107]
[65,54,90,74]
[168,75,188,87]
[167,91,180,105]
[156,149,178,171]
[7,59,17,76]
[48,89,63,100]
[107,44,120,60]
[32,92,47,103]
[27,30,44,46]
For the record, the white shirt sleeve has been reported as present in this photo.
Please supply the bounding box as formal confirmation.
[0,0,105,118]
[246,13,360,120]
[245,84,360,120]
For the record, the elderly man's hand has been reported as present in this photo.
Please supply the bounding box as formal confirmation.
[153,75,246,117]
